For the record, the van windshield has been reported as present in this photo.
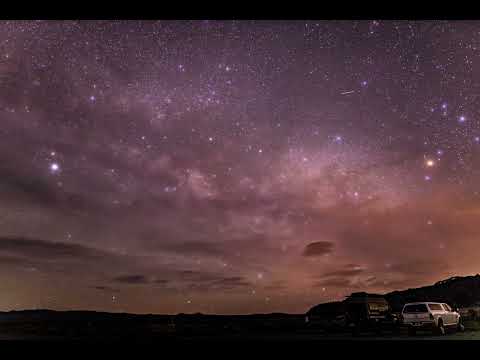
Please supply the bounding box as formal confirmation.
[403,304,428,313]
[428,304,443,311]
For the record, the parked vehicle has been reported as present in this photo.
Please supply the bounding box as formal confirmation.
[459,306,480,321]
[401,302,464,336]
[305,301,346,331]
[343,293,399,336]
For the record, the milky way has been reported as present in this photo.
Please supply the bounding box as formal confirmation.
[1,20,480,314]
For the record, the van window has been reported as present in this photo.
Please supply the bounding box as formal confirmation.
[368,303,389,313]
[428,304,443,311]
[403,304,428,313]
[442,304,452,311]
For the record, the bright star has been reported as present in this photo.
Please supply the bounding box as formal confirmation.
[50,163,60,173]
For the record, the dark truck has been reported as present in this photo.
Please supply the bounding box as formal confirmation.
[344,292,400,336]
[305,301,347,332]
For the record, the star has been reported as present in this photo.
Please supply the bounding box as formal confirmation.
[50,163,60,173]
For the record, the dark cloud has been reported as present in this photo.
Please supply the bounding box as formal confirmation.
[112,274,149,284]
[0,170,57,206]
[211,276,251,288]
[185,276,252,292]
[321,268,364,278]
[0,236,110,261]
[92,285,120,293]
[154,279,169,284]
[302,241,334,257]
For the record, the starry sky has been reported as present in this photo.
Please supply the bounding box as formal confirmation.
[1,20,480,315]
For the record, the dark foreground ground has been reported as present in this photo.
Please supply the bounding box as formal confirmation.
[1,311,479,341]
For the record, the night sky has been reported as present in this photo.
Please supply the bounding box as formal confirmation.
[1,20,480,314]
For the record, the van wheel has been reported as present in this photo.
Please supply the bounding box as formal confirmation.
[408,326,416,336]
[458,322,465,332]
[436,319,445,336]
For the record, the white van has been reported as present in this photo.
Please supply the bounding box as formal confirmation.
[401,302,464,335]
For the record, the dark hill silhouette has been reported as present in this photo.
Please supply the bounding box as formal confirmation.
[384,274,480,312]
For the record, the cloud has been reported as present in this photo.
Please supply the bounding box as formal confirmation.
[0,170,58,206]
[186,276,252,292]
[211,276,251,288]
[154,279,169,284]
[302,241,334,257]
[92,285,120,293]
[321,268,364,278]
[0,236,110,261]
[112,274,149,284]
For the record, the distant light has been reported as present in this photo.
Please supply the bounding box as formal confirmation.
[459,115,466,123]
[424,175,431,181]
[426,159,435,167]
[50,163,60,172]
[475,137,480,143]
